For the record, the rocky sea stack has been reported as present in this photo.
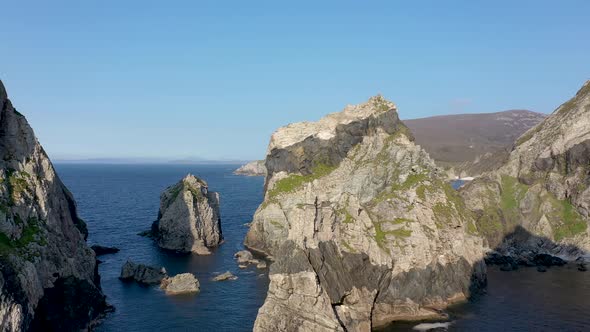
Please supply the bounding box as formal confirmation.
[0,80,108,330]
[461,81,590,260]
[234,160,267,177]
[245,95,486,330]
[151,174,222,255]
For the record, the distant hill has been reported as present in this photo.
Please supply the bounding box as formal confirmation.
[403,110,546,176]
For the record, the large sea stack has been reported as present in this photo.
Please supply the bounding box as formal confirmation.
[461,81,590,259]
[152,174,222,255]
[245,95,486,331]
[0,80,107,331]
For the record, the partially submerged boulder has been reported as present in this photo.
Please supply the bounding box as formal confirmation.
[212,271,238,282]
[161,273,200,295]
[91,245,120,256]
[152,174,222,255]
[119,261,168,285]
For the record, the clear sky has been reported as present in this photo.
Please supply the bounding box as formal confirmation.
[1,1,589,161]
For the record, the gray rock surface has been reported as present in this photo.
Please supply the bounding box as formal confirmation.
[160,273,200,295]
[461,81,590,259]
[151,174,222,254]
[234,160,267,176]
[119,261,168,285]
[0,80,107,331]
[245,95,486,331]
[212,271,238,281]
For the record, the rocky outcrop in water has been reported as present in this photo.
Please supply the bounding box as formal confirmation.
[119,261,168,285]
[234,160,267,177]
[461,81,590,260]
[245,95,486,330]
[160,273,200,295]
[151,174,222,255]
[212,271,238,281]
[91,245,120,256]
[0,80,108,331]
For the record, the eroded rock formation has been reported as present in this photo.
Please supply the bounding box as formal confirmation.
[119,261,168,285]
[0,80,107,331]
[151,174,222,255]
[234,160,267,177]
[461,81,590,259]
[245,95,486,331]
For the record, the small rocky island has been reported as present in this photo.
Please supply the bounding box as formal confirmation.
[234,160,267,177]
[151,174,222,255]
[120,260,200,295]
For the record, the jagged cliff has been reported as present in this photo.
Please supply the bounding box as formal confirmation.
[245,96,486,331]
[461,81,590,257]
[151,174,222,255]
[0,80,107,331]
[234,160,267,177]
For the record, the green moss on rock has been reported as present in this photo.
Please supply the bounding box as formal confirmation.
[267,163,337,199]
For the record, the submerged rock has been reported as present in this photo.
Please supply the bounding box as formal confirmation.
[0,80,108,330]
[212,271,238,281]
[245,95,486,330]
[234,160,267,176]
[161,273,200,295]
[119,261,168,285]
[234,250,253,263]
[91,245,120,256]
[151,174,222,255]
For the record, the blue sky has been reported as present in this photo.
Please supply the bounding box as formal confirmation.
[1,1,589,161]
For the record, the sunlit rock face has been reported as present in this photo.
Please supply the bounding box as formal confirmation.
[246,95,486,331]
[461,81,590,258]
[152,174,222,255]
[0,80,107,331]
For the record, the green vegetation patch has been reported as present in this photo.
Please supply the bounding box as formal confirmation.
[6,170,30,203]
[0,217,46,256]
[266,163,337,200]
[544,193,587,241]
[340,209,355,224]
[500,175,529,224]
[269,219,285,229]
[340,240,356,253]
[372,220,413,249]
[371,95,392,113]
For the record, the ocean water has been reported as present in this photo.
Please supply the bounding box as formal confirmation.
[56,164,590,331]
[56,164,268,332]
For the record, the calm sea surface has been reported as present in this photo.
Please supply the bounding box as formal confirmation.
[56,164,590,332]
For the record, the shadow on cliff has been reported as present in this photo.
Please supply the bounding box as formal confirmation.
[376,225,587,331]
[483,225,587,272]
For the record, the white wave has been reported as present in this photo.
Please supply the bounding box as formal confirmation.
[412,321,452,331]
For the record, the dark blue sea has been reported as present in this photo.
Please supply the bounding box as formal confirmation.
[56,164,590,331]
[57,164,268,332]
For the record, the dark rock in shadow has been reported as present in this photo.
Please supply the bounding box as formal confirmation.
[91,245,120,256]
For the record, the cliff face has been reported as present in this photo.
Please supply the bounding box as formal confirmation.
[152,174,222,255]
[461,81,590,256]
[0,80,107,331]
[233,160,267,177]
[245,96,486,331]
